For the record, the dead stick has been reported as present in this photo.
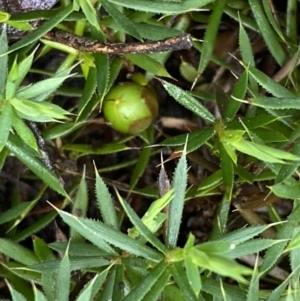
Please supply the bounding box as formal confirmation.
[43,29,193,54]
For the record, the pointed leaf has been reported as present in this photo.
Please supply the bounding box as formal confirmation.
[55,243,70,301]
[126,54,171,77]
[6,134,67,196]
[108,0,215,14]
[0,103,12,151]
[123,260,168,301]
[161,79,215,123]
[12,111,38,151]
[249,0,286,66]
[70,170,88,242]
[198,0,226,73]
[8,4,73,53]
[56,209,162,261]
[185,255,201,297]
[95,167,118,229]
[249,96,300,110]
[167,144,187,248]
[6,282,28,301]
[15,72,74,101]
[102,0,141,40]
[0,238,39,265]
[76,270,108,301]
[117,190,168,253]
[33,283,47,301]
[0,29,8,93]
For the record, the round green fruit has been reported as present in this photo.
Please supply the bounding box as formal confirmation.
[103,82,159,134]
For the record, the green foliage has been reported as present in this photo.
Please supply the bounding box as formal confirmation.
[1,0,300,300]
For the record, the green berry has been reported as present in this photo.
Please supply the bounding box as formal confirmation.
[103,82,159,134]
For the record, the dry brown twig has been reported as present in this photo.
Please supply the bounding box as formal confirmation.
[43,29,193,54]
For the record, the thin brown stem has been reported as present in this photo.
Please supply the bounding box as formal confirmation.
[43,29,193,54]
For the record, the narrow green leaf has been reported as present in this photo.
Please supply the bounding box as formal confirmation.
[190,248,251,283]
[70,170,88,242]
[99,268,116,301]
[32,256,109,272]
[10,98,71,121]
[0,238,39,265]
[6,134,67,197]
[265,273,291,301]
[276,137,300,183]
[286,229,300,252]
[42,121,86,140]
[49,242,109,257]
[123,261,168,301]
[106,57,123,92]
[249,0,286,65]
[33,236,56,262]
[223,239,282,259]
[126,54,171,77]
[62,142,129,156]
[102,0,141,40]
[33,283,47,301]
[227,115,279,130]
[198,0,226,73]
[15,71,74,101]
[142,268,171,301]
[112,265,124,300]
[269,182,300,200]
[210,194,232,240]
[77,67,97,118]
[239,20,255,67]
[286,0,298,44]
[130,130,153,190]
[0,202,35,225]
[201,276,247,300]
[0,29,8,94]
[117,190,167,253]
[7,50,35,99]
[108,0,215,14]
[8,4,73,53]
[55,243,70,301]
[5,184,46,232]
[172,263,198,301]
[185,255,201,297]
[249,96,300,110]
[78,0,100,30]
[196,169,223,191]
[12,111,38,151]
[134,23,185,41]
[41,271,55,301]
[290,230,300,296]
[161,80,215,123]
[246,256,259,301]
[0,103,12,151]
[6,282,28,301]
[219,142,234,199]
[160,128,214,153]
[57,209,162,261]
[140,190,173,232]
[11,211,58,243]
[263,0,286,42]
[95,53,110,102]
[76,270,108,301]
[260,204,300,274]
[167,144,187,248]
[57,211,117,255]
[94,168,118,229]
[231,139,300,163]
[247,65,294,97]
[251,128,287,143]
